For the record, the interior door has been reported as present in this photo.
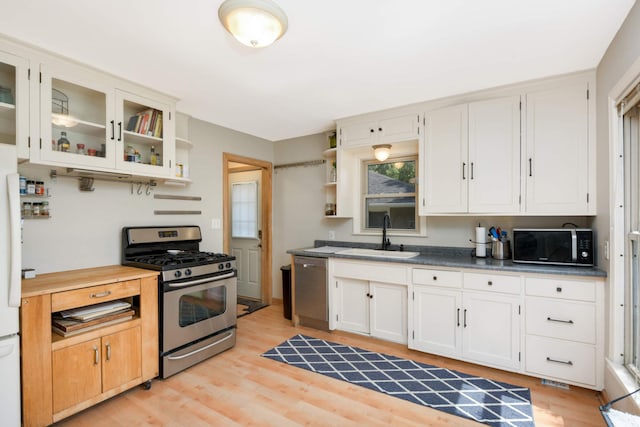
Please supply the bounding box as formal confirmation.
[230,170,262,299]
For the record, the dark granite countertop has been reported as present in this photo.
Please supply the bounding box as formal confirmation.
[287,240,607,278]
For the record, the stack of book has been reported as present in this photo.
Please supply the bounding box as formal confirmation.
[52,300,134,337]
[126,109,163,138]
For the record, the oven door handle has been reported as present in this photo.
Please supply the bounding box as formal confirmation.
[166,331,235,360]
[167,271,236,287]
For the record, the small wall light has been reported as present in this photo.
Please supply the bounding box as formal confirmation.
[373,144,392,161]
[218,0,288,48]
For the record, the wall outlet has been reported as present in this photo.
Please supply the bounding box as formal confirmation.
[328,230,335,240]
[211,218,221,229]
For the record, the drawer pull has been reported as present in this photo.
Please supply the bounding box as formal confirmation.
[547,317,574,324]
[556,287,562,293]
[106,342,112,361]
[91,290,112,298]
[93,346,99,365]
[433,276,437,281]
[546,356,573,366]
[487,281,493,286]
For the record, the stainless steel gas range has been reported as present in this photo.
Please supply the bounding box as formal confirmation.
[122,225,237,378]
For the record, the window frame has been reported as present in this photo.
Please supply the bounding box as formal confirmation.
[361,154,419,234]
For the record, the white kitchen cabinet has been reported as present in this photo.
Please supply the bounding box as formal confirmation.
[338,111,420,148]
[0,49,30,160]
[35,59,175,179]
[171,111,193,183]
[524,276,603,389]
[336,277,407,344]
[525,78,592,214]
[421,96,521,214]
[410,268,521,371]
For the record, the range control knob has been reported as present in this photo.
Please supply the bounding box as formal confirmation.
[218,264,224,270]
[184,268,192,276]
[225,262,232,269]
[581,251,589,259]
[174,270,182,278]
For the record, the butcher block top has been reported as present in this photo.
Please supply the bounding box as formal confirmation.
[21,265,158,298]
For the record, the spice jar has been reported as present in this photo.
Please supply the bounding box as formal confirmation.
[35,181,44,196]
[87,149,97,156]
[57,131,70,152]
[19,176,26,195]
[26,180,35,195]
[41,201,49,217]
[22,202,32,218]
[126,145,135,162]
[76,143,85,155]
[32,202,40,216]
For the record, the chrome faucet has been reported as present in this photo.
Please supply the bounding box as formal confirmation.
[382,214,391,250]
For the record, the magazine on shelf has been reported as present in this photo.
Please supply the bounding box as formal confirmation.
[52,315,134,337]
[52,308,135,333]
[57,300,132,321]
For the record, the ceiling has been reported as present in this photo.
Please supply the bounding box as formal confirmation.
[1,0,636,142]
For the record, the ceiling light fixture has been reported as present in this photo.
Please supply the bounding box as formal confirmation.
[373,144,392,162]
[218,0,288,48]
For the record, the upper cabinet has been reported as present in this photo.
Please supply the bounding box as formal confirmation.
[525,78,593,214]
[0,48,30,159]
[35,61,175,178]
[422,95,521,215]
[338,111,421,148]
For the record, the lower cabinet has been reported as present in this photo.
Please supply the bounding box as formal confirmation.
[52,326,142,413]
[411,282,520,371]
[336,278,408,344]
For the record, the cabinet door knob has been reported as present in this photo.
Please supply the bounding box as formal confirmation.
[105,342,112,361]
[378,127,382,132]
[433,276,437,281]
[93,346,99,365]
[556,287,562,293]
[487,281,493,286]
[370,129,375,133]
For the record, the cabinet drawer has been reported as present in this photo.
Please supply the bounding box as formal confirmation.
[525,335,596,386]
[412,268,462,288]
[51,280,140,312]
[525,277,595,302]
[463,273,521,294]
[526,298,596,344]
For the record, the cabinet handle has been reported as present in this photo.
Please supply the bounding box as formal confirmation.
[529,158,532,177]
[457,308,460,327]
[546,356,573,366]
[470,162,474,180]
[463,309,467,328]
[118,121,122,141]
[547,317,574,324]
[487,281,493,286]
[462,162,466,180]
[556,287,563,293]
[370,129,375,133]
[90,290,111,298]
[378,127,382,132]
[433,276,437,281]
[93,346,99,365]
[110,120,115,140]
[105,342,111,361]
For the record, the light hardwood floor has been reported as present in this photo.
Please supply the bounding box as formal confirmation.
[55,302,606,427]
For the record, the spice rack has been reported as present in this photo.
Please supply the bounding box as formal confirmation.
[20,176,51,219]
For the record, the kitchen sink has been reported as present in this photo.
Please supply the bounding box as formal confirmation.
[337,248,420,259]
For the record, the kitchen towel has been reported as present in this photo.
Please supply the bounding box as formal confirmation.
[262,334,535,427]
[476,226,487,257]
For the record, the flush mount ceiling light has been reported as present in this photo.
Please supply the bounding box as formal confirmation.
[218,0,288,48]
[373,144,392,161]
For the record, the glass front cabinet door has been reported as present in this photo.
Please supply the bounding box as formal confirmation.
[0,49,29,159]
[38,61,174,177]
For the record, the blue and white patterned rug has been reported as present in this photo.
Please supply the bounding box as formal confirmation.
[262,334,534,427]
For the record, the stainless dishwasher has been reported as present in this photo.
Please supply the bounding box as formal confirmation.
[294,256,328,330]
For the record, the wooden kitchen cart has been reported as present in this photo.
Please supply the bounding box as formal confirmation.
[20,265,159,427]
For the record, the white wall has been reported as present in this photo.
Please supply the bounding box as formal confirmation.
[595,0,640,412]
[21,117,273,274]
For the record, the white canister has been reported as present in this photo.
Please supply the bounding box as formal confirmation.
[475,226,487,257]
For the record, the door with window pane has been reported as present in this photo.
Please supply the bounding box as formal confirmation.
[230,171,262,299]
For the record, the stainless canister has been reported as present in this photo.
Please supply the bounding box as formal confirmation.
[491,240,512,260]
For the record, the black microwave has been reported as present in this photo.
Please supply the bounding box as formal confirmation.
[512,228,594,266]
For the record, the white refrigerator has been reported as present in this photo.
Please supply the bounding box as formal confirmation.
[0,143,22,426]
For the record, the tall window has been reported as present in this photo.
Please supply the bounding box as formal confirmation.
[231,181,258,238]
[624,103,640,381]
[363,156,417,231]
